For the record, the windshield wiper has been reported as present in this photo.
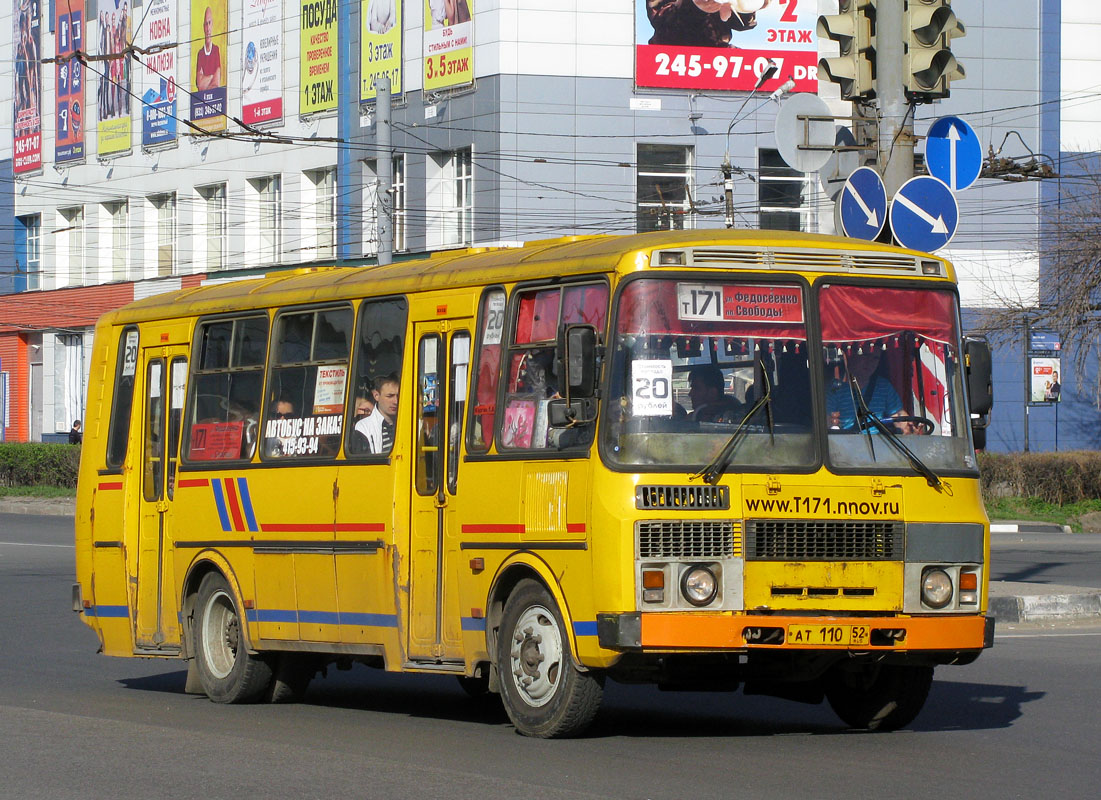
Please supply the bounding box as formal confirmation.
[692,367,773,486]
[847,374,943,489]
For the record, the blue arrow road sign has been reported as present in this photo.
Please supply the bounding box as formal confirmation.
[839,166,887,241]
[926,116,982,191]
[890,176,959,252]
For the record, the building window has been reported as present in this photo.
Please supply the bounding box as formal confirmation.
[427,148,472,249]
[149,193,177,276]
[104,201,128,281]
[308,167,337,259]
[198,183,227,271]
[392,154,407,252]
[252,175,282,263]
[758,148,811,231]
[363,154,407,255]
[54,333,85,433]
[637,144,694,232]
[59,207,85,286]
[17,214,42,290]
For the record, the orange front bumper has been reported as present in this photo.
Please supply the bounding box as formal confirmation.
[637,612,990,652]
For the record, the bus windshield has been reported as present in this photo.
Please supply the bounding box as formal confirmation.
[820,283,975,474]
[603,277,816,471]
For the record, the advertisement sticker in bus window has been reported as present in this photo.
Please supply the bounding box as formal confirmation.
[122,330,139,377]
[483,292,506,346]
[189,423,245,461]
[676,283,804,323]
[632,359,674,417]
[313,365,347,414]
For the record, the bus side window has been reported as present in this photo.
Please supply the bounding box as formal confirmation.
[185,315,268,462]
[346,297,408,458]
[265,306,352,460]
[468,287,505,452]
[106,327,139,468]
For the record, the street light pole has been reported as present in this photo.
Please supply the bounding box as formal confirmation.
[723,61,788,228]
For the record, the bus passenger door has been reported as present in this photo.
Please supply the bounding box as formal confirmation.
[408,322,472,661]
[134,348,188,651]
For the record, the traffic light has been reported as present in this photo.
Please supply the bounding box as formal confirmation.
[817,0,876,101]
[903,0,965,100]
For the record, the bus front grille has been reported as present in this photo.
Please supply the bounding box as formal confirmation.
[635,484,730,510]
[744,519,902,561]
[637,520,740,559]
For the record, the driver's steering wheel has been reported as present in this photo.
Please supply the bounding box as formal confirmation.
[888,415,935,435]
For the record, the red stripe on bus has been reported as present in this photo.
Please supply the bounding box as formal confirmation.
[566,523,587,533]
[176,479,209,488]
[461,524,526,534]
[222,477,246,532]
[97,482,123,491]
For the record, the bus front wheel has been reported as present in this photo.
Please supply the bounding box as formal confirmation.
[496,580,603,738]
[192,572,273,703]
[825,663,933,731]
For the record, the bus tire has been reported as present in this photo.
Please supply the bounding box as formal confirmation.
[496,579,603,738]
[825,663,933,731]
[193,572,272,704]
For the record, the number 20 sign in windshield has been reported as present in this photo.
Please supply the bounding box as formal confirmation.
[634,0,819,92]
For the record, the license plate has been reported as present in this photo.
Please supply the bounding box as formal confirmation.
[786,624,871,646]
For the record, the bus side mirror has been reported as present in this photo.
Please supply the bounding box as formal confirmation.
[557,324,598,398]
[964,336,993,416]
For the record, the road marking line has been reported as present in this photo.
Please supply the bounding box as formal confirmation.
[0,541,75,549]
[996,632,1101,639]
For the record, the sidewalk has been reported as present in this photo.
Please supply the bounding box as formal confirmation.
[4,498,1099,625]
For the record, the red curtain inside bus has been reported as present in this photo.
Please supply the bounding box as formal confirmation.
[819,285,957,345]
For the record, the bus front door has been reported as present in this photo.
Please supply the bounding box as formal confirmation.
[408,322,472,662]
[134,347,188,651]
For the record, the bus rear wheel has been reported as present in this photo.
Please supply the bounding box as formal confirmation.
[825,663,933,731]
[496,580,603,738]
[192,572,273,704]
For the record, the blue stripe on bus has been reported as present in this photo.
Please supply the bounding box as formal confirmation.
[210,480,232,532]
[84,605,129,618]
[244,609,399,627]
[572,621,599,637]
[236,478,259,532]
[461,617,487,632]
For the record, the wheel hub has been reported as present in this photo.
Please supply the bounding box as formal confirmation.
[508,606,563,708]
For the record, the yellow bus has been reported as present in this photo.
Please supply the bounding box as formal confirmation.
[73,230,994,737]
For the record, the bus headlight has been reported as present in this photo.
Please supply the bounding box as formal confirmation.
[921,568,954,609]
[681,565,718,607]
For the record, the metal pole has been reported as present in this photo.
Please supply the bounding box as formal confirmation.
[375,75,393,266]
[875,0,914,197]
[722,158,735,228]
[1023,315,1030,452]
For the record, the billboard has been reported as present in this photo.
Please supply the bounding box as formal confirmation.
[301,0,339,114]
[242,0,283,125]
[635,0,818,92]
[423,0,472,92]
[362,0,402,102]
[97,0,132,155]
[139,0,178,148]
[55,0,85,164]
[191,0,228,132]
[1030,357,1062,404]
[14,0,42,173]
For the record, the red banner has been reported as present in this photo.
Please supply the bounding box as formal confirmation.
[722,284,804,323]
[636,45,818,92]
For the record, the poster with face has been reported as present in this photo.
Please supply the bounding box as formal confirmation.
[242,0,283,125]
[361,0,402,101]
[422,0,472,92]
[14,0,42,173]
[1030,357,1062,403]
[97,0,132,155]
[139,0,178,147]
[191,0,228,132]
[55,0,85,164]
[635,0,819,93]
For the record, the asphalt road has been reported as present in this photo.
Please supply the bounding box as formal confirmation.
[989,532,1101,588]
[2,513,1100,798]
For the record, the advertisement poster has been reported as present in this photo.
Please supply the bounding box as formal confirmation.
[242,0,283,125]
[361,0,402,101]
[55,0,85,164]
[301,0,339,114]
[97,0,132,155]
[635,0,818,92]
[191,0,228,132]
[423,0,472,92]
[139,0,177,148]
[14,0,42,173]
[1030,357,1062,403]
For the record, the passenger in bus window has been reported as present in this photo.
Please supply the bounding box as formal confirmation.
[265,397,296,456]
[827,346,918,433]
[687,365,744,424]
[353,375,399,454]
[347,379,376,454]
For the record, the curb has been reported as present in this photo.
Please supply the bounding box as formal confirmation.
[0,499,76,517]
[988,584,1101,624]
[990,521,1073,534]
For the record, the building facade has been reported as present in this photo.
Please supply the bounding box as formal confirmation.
[1,1,1098,447]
